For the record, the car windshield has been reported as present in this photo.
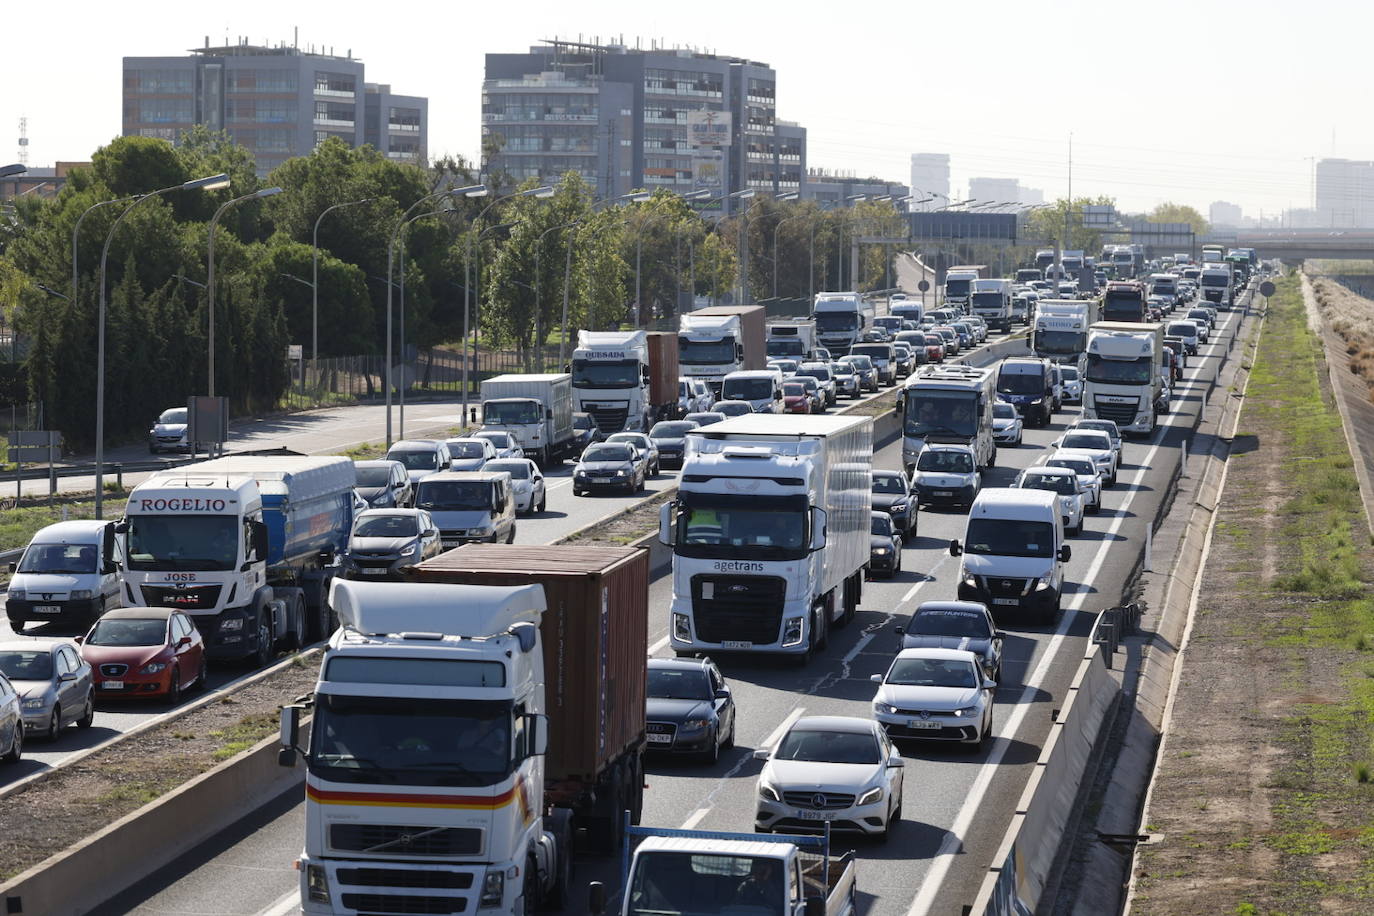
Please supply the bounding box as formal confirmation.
[1049,457,1097,477]
[713,402,753,416]
[354,466,393,488]
[86,618,168,647]
[485,461,530,480]
[917,450,973,473]
[126,515,238,571]
[872,474,906,494]
[783,383,807,397]
[886,657,979,688]
[477,433,512,448]
[908,609,991,638]
[851,347,888,361]
[583,445,632,463]
[998,372,1043,395]
[871,514,893,536]
[1061,367,1079,381]
[993,403,1017,420]
[798,366,831,381]
[647,668,712,701]
[573,414,596,431]
[448,441,487,459]
[925,335,945,347]
[774,728,879,764]
[17,542,99,574]
[651,422,697,438]
[415,481,492,511]
[964,518,1055,558]
[685,414,724,426]
[157,408,187,425]
[483,400,542,425]
[843,356,873,370]
[388,449,438,471]
[1168,323,1198,338]
[1061,433,1109,451]
[0,650,53,681]
[1020,473,1076,495]
[354,515,419,538]
[1073,423,1117,442]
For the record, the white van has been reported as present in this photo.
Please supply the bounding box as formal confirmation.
[721,369,785,414]
[949,489,1071,626]
[5,521,124,631]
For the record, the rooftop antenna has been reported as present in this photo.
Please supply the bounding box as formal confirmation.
[17,116,29,166]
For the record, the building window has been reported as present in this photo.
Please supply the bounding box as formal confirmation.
[388,107,422,129]
[315,71,357,96]
[315,101,355,125]
[132,98,195,124]
[124,69,194,94]
[227,69,298,93]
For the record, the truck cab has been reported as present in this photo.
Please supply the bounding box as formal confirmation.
[969,279,1013,332]
[413,470,516,548]
[811,293,869,357]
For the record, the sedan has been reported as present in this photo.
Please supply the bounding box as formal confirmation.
[992,402,1023,446]
[607,432,660,477]
[922,334,947,363]
[650,420,700,469]
[573,443,646,496]
[895,601,1003,682]
[837,355,879,392]
[0,641,94,739]
[830,363,862,398]
[683,411,727,428]
[754,716,905,839]
[472,430,522,460]
[710,400,754,418]
[1045,451,1103,514]
[1068,419,1123,464]
[445,437,498,472]
[870,470,917,539]
[1054,430,1119,486]
[767,358,800,378]
[792,375,825,413]
[571,412,603,451]
[0,673,21,763]
[342,508,444,579]
[1013,466,1085,536]
[79,608,207,703]
[891,342,917,377]
[484,459,546,514]
[870,648,995,749]
[645,656,735,764]
[782,381,812,414]
[794,364,837,406]
[869,511,903,578]
[932,326,960,356]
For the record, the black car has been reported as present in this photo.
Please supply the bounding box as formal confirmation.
[571,412,603,452]
[869,511,902,578]
[871,470,917,540]
[649,420,700,470]
[895,600,1004,681]
[572,443,645,496]
[645,656,736,763]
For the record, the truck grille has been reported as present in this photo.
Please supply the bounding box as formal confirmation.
[339,893,466,914]
[329,824,483,857]
[691,576,786,644]
[337,869,474,890]
[1091,399,1139,426]
[783,790,857,809]
[139,584,222,611]
[584,405,630,433]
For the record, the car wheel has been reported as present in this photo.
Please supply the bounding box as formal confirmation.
[723,715,736,750]
[702,728,720,765]
[506,526,516,545]
[573,488,582,497]
[77,694,94,729]
[194,655,209,693]
[536,491,546,513]
[46,707,61,741]
[894,550,902,574]
[167,666,182,706]
[3,725,21,763]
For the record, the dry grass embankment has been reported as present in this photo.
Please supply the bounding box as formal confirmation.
[1309,267,1374,396]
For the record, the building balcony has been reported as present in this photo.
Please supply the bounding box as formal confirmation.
[388,123,421,133]
[314,88,356,99]
[314,117,355,128]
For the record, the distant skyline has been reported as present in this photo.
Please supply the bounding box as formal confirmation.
[2,0,1364,219]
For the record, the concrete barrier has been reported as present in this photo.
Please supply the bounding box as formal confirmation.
[0,732,300,916]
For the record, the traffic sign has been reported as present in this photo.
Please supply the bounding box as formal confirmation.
[917,280,930,292]
[1259,281,1276,297]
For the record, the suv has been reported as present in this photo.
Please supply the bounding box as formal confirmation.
[385,439,454,484]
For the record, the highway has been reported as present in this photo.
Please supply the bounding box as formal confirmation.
[88,297,1253,915]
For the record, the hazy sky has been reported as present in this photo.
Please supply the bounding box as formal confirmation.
[3,0,1365,219]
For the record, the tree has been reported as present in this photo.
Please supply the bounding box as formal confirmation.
[1147,202,1209,238]
[1021,196,1117,259]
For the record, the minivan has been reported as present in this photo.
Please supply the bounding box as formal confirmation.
[385,439,454,484]
[949,489,1071,626]
[412,470,517,548]
[721,369,785,414]
[996,358,1056,427]
[5,521,124,631]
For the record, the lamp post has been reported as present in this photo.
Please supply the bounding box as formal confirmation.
[0,164,25,179]
[95,172,231,518]
[73,194,139,303]
[734,190,764,304]
[311,197,375,387]
[772,209,808,299]
[208,186,283,401]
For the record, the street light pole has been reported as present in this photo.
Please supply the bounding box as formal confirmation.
[72,195,138,304]
[96,172,231,518]
[312,197,375,389]
[209,186,283,401]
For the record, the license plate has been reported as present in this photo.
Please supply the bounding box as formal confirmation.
[722,640,753,649]
[934,490,953,497]
[647,733,673,744]
[361,568,388,576]
[907,720,941,729]
[103,681,124,690]
[795,809,840,820]
[32,605,61,614]
[993,598,1019,606]
[442,540,461,547]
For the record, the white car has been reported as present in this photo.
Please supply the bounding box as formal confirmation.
[991,402,1023,446]
[1068,419,1123,464]
[444,437,498,472]
[678,377,713,415]
[754,715,905,839]
[767,358,800,378]
[1013,466,1086,536]
[484,458,546,515]
[472,430,522,460]
[1054,429,1118,486]
[909,444,982,510]
[1045,451,1103,514]
[1059,365,1083,404]
[870,648,995,749]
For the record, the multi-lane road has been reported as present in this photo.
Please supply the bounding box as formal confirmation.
[82,292,1253,916]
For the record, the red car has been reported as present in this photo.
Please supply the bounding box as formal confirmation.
[923,334,946,364]
[782,382,812,414]
[78,607,207,703]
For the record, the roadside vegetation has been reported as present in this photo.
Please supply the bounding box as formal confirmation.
[1308,263,1374,398]
[1135,273,1374,913]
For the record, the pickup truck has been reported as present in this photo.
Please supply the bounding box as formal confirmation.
[590,822,857,916]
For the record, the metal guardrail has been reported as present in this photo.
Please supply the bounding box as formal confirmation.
[1091,603,1142,667]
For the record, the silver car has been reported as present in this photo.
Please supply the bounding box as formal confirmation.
[472,430,523,460]
[484,458,547,515]
[0,672,21,762]
[607,432,661,476]
[0,641,94,740]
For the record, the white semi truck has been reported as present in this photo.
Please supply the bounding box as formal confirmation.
[121,456,356,665]
[678,305,767,394]
[1082,321,1168,436]
[660,414,872,662]
[969,278,1013,331]
[570,330,680,434]
[766,319,818,362]
[811,293,872,357]
[898,364,998,474]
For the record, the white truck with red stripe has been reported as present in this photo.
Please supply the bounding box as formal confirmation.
[279,545,648,916]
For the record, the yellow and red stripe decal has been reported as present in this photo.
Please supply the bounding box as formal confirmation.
[307,778,536,823]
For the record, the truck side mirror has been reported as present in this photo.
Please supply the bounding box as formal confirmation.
[588,882,607,915]
[949,539,963,557]
[659,502,677,546]
[278,705,302,767]
[530,714,549,756]
[809,507,827,551]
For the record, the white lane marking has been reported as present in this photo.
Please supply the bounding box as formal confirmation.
[258,889,300,916]
[761,707,806,753]
[679,807,710,830]
[678,707,806,831]
[842,632,874,666]
[900,554,952,604]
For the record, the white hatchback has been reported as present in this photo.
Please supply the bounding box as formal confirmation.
[871,648,995,749]
[1013,466,1086,536]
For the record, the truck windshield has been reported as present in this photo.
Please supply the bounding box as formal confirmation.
[1086,354,1153,384]
[679,338,737,365]
[1200,275,1228,287]
[572,358,639,388]
[766,339,806,358]
[17,543,98,574]
[964,518,1055,558]
[903,391,978,439]
[851,346,889,361]
[1034,330,1087,355]
[126,515,238,571]
[722,378,774,402]
[483,400,542,425]
[416,481,492,511]
[944,279,971,298]
[675,493,808,561]
[997,372,1044,395]
[628,852,782,916]
[971,293,1004,310]
[310,695,512,787]
[813,311,857,331]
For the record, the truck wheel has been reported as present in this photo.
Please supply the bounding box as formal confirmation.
[597,768,627,853]
[522,853,539,915]
[284,593,306,652]
[253,611,274,669]
[544,809,574,909]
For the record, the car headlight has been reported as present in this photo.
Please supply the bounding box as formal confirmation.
[615,470,626,477]
[22,697,46,710]
[220,617,244,631]
[962,570,977,589]
[1033,577,1051,590]
[890,502,909,512]
[681,718,711,732]
[140,662,168,675]
[782,616,804,647]
[398,543,417,557]
[70,589,94,600]
[874,701,898,715]
[857,786,884,806]
[953,706,980,718]
[1030,398,1043,404]
[673,613,692,642]
[7,588,24,600]
[758,782,780,802]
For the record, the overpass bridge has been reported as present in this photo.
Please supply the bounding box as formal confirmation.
[1235,230,1374,261]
